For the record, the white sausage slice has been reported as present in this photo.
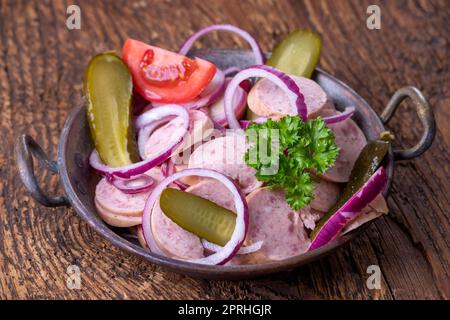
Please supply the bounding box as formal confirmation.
[320,109,367,183]
[185,180,267,265]
[94,167,164,216]
[144,110,213,161]
[188,134,262,193]
[310,179,341,213]
[150,180,237,260]
[247,75,328,119]
[300,208,323,231]
[151,198,205,260]
[95,199,142,227]
[245,187,310,262]
[185,179,236,212]
[136,225,148,249]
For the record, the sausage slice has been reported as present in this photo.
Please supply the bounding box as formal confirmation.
[94,167,164,216]
[310,179,341,212]
[247,75,328,119]
[320,110,367,183]
[188,134,262,193]
[245,187,310,262]
[95,199,142,227]
[151,198,205,259]
[144,110,213,161]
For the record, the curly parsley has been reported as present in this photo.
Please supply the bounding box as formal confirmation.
[244,116,339,210]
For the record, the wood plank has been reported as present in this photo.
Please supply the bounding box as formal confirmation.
[0,0,448,299]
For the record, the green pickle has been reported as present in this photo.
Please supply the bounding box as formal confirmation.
[160,188,236,246]
[84,52,139,167]
[311,131,393,238]
[267,29,322,78]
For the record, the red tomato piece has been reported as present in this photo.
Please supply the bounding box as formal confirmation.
[122,39,216,103]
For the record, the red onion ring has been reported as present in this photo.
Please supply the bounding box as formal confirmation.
[142,168,249,265]
[308,166,388,251]
[210,78,248,127]
[89,105,190,179]
[137,118,170,159]
[201,239,263,255]
[110,174,154,194]
[224,65,307,129]
[212,120,226,134]
[161,159,188,190]
[179,24,265,65]
[152,69,226,110]
[135,104,188,131]
[223,66,241,77]
[322,107,355,125]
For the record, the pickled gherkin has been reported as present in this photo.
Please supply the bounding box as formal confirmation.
[267,29,322,78]
[160,188,236,246]
[311,131,393,239]
[84,52,139,167]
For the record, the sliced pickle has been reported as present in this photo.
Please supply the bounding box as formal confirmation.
[84,52,139,167]
[160,188,236,246]
[267,29,322,78]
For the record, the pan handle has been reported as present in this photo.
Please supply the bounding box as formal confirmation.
[15,134,70,207]
[380,86,436,161]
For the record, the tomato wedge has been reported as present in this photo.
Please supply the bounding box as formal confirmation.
[122,39,216,103]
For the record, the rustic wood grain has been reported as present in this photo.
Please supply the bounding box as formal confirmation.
[1,0,448,299]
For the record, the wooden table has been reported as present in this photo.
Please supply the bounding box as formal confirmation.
[1,0,448,299]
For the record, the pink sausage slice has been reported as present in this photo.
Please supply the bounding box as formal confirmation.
[300,208,324,231]
[186,180,268,265]
[151,198,205,259]
[144,110,213,160]
[209,79,247,127]
[185,179,236,212]
[188,134,262,193]
[136,225,148,249]
[172,163,201,186]
[150,180,235,260]
[95,199,142,227]
[176,109,214,154]
[310,179,341,212]
[247,75,328,119]
[94,167,164,216]
[245,187,310,262]
[320,110,367,183]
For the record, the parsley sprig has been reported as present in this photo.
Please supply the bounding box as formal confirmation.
[244,116,339,210]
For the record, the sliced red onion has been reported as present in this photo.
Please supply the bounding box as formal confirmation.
[223,66,241,77]
[322,107,355,125]
[161,159,188,190]
[137,118,169,159]
[142,168,249,265]
[201,239,263,255]
[224,65,307,129]
[160,160,171,177]
[179,24,265,65]
[210,78,248,127]
[152,69,226,110]
[90,105,190,179]
[239,120,251,130]
[110,174,154,194]
[135,104,188,131]
[308,166,388,251]
[212,120,226,134]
